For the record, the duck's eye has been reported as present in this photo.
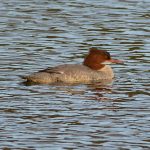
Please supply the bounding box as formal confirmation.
[104,51,111,59]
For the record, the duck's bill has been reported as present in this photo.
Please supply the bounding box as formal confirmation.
[102,59,124,64]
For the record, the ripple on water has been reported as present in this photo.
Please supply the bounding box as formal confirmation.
[0,0,150,149]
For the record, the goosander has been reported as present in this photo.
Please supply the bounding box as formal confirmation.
[21,47,123,84]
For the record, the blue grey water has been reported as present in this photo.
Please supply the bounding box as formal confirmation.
[0,0,150,149]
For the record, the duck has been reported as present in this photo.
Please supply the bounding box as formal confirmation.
[21,47,123,84]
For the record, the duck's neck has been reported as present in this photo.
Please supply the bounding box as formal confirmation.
[98,65,114,78]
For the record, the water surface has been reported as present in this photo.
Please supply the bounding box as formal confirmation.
[0,0,150,149]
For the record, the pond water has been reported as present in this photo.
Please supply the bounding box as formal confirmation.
[0,0,150,149]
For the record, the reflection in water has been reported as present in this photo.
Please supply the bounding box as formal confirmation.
[0,0,150,149]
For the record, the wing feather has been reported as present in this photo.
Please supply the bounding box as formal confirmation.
[39,67,63,74]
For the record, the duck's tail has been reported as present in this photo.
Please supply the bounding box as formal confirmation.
[19,75,28,80]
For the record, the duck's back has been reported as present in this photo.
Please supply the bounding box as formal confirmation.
[23,64,114,84]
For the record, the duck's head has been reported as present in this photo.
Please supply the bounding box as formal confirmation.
[83,47,123,70]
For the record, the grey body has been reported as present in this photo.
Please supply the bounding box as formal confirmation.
[23,64,114,84]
